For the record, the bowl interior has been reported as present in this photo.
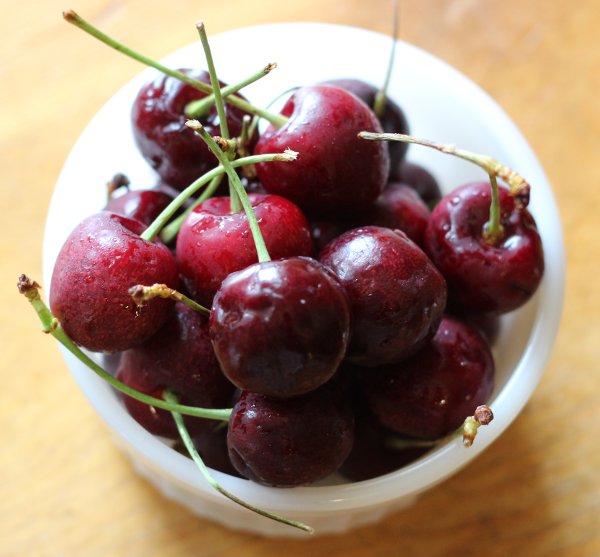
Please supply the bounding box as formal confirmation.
[43,22,565,512]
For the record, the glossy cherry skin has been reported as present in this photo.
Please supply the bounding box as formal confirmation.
[362,183,430,247]
[209,257,351,398]
[116,362,221,440]
[176,193,313,306]
[425,182,545,315]
[390,161,442,207]
[322,78,410,172]
[132,69,254,190]
[319,226,447,367]
[254,85,390,217]
[116,303,233,403]
[363,316,495,440]
[50,212,178,352]
[104,188,174,226]
[227,383,354,487]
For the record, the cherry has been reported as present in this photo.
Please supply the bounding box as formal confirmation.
[227,382,354,487]
[190,426,243,477]
[362,183,430,247]
[176,193,313,306]
[363,315,495,440]
[209,257,351,398]
[116,303,233,403]
[105,187,175,226]
[319,226,447,367]
[425,182,544,314]
[339,403,429,482]
[321,78,409,172]
[49,212,178,352]
[254,85,389,217]
[390,161,442,207]
[132,69,254,190]
[116,363,219,440]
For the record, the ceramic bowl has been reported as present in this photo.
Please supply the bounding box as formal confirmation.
[43,22,565,537]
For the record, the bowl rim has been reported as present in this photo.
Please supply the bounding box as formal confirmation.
[43,21,565,513]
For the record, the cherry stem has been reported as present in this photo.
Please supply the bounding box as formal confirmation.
[185,63,277,119]
[159,175,224,245]
[62,10,287,128]
[186,119,276,263]
[373,0,399,118]
[17,275,231,421]
[140,151,297,242]
[358,132,530,197]
[164,390,314,534]
[106,173,129,201]
[386,404,494,450]
[196,21,229,140]
[129,283,210,315]
[483,173,504,243]
[194,21,241,213]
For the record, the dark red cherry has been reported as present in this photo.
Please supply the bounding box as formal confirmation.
[176,193,313,306]
[116,303,233,403]
[104,188,175,226]
[390,161,442,207]
[339,403,429,482]
[425,182,544,315]
[362,183,430,247]
[49,212,178,352]
[319,226,446,367]
[132,69,254,190]
[116,362,219,440]
[227,384,354,487]
[254,85,389,217]
[191,426,243,477]
[363,315,495,440]
[209,257,351,399]
[321,78,410,172]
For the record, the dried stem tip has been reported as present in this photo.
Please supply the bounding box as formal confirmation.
[129,283,210,315]
[462,405,494,447]
[17,274,41,299]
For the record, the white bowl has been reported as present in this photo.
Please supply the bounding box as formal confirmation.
[43,22,565,537]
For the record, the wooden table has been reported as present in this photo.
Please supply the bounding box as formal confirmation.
[2,0,599,555]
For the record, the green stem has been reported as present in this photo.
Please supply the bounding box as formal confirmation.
[164,390,314,534]
[17,275,231,421]
[141,151,297,242]
[483,173,504,244]
[373,0,399,117]
[186,120,274,263]
[62,10,287,128]
[129,283,210,315]
[195,21,241,213]
[196,21,230,140]
[358,131,530,196]
[185,63,277,119]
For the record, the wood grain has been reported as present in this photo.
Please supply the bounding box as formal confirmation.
[2,1,599,556]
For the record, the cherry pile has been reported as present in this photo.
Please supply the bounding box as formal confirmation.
[22,10,546,533]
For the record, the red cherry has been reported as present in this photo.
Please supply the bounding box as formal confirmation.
[104,188,175,226]
[227,383,354,487]
[363,315,495,440]
[132,69,254,190]
[49,212,178,352]
[209,257,351,399]
[425,182,544,315]
[176,193,313,306]
[254,85,389,217]
[319,226,447,367]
